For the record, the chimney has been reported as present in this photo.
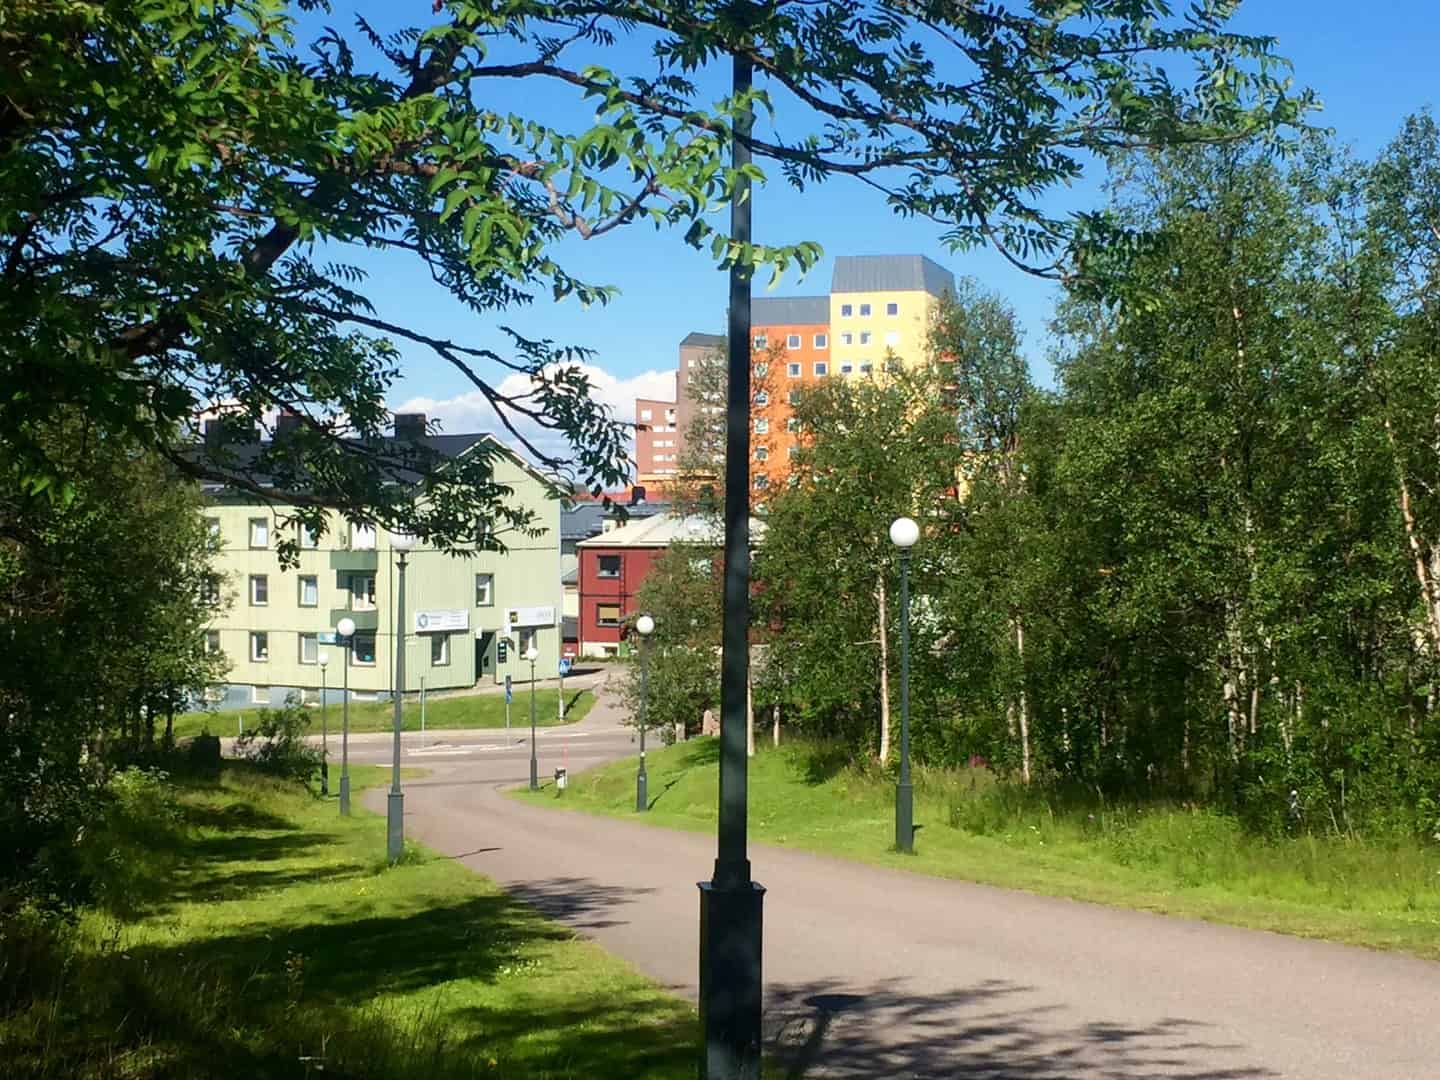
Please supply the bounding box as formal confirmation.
[394,412,426,440]
[275,410,302,438]
[630,485,646,506]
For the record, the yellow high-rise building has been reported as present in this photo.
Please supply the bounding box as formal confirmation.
[827,255,955,376]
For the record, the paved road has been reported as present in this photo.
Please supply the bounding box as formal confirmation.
[358,688,1439,1079]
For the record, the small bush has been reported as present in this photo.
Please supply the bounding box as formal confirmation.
[234,694,321,783]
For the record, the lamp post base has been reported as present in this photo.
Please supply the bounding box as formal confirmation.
[529,756,538,791]
[637,767,647,812]
[698,880,765,1079]
[387,791,404,863]
[895,781,914,854]
[339,774,351,817]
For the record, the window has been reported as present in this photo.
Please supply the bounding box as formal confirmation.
[350,573,376,611]
[351,631,376,665]
[840,303,853,317]
[518,627,537,656]
[860,362,874,375]
[859,303,872,316]
[596,603,621,627]
[640,407,653,421]
[431,634,451,666]
[885,330,900,346]
[753,334,768,349]
[840,331,853,346]
[788,446,799,460]
[786,334,801,349]
[205,630,221,655]
[250,574,268,606]
[788,390,801,405]
[666,409,676,422]
[755,446,769,462]
[787,362,801,377]
[350,523,376,550]
[814,362,828,377]
[753,474,769,490]
[250,632,269,662]
[298,575,318,607]
[249,517,269,548]
[814,333,828,349]
[200,574,221,607]
[597,554,621,579]
[299,523,319,549]
[886,302,899,316]
[475,573,494,606]
[754,418,769,434]
[252,685,271,705]
[787,417,800,432]
[754,361,768,377]
[299,633,319,665]
[859,331,872,345]
[841,363,854,375]
[755,390,768,406]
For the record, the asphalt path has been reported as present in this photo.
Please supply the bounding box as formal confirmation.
[355,690,1440,1079]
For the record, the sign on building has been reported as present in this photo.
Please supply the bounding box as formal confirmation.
[504,605,556,632]
[413,609,470,634]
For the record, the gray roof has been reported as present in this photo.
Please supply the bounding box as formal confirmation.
[562,499,671,542]
[831,255,955,297]
[577,512,766,549]
[681,331,725,348]
[753,295,829,326]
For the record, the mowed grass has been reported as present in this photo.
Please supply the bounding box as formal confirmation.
[173,687,594,739]
[516,737,1440,961]
[2,763,695,1079]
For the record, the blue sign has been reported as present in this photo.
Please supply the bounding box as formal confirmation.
[559,658,572,677]
[318,632,338,644]
[504,673,513,704]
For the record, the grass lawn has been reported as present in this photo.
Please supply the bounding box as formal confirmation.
[173,687,594,739]
[516,737,1440,961]
[3,763,695,1079]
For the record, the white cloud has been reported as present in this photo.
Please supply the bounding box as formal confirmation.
[392,362,677,475]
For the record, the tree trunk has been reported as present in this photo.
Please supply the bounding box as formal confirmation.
[746,661,754,758]
[772,702,780,747]
[1014,617,1031,785]
[1386,417,1440,660]
[877,573,891,764]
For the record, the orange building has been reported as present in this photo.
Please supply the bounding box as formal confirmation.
[748,296,830,496]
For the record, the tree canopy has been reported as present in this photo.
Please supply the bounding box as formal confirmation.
[2,0,1310,548]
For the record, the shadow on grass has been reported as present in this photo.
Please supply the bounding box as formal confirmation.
[648,777,683,811]
[796,741,853,786]
[767,977,1274,1079]
[682,737,721,767]
[182,799,296,833]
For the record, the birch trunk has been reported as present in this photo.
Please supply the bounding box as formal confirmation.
[1014,617,1031,785]
[746,660,755,758]
[877,573,891,764]
[772,702,780,747]
[1386,417,1440,659]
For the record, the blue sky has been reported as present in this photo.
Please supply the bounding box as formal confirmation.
[308,3,1440,437]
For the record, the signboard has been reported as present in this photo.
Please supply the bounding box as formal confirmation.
[497,639,509,663]
[413,609,469,634]
[504,605,556,631]
[504,674,513,704]
[559,658,572,677]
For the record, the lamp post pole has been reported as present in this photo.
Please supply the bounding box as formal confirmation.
[319,654,330,796]
[388,533,415,864]
[635,615,655,811]
[527,645,539,790]
[890,517,919,853]
[699,26,763,1079]
[337,616,356,817]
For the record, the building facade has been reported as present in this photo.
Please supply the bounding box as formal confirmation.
[203,430,563,708]
[634,390,681,482]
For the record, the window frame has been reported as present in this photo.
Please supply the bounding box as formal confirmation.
[431,633,451,666]
[787,362,801,377]
[298,575,319,607]
[814,362,829,377]
[299,633,319,665]
[752,333,768,349]
[859,302,872,316]
[350,573,376,611]
[475,572,494,606]
[886,301,899,315]
[596,603,622,628]
[204,629,221,655]
[840,303,853,317]
[252,685,271,705]
[755,446,769,462]
[298,523,319,549]
[785,333,801,349]
[814,333,828,349]
[351,630,377,666]
[250,574,268,606]
[859,331,872,345]
[248,517,269,549]
[597,554,622,579]
[754,417,769,434]
[250,631,269,662]
[754,390,768,406]
[349,523,376,551]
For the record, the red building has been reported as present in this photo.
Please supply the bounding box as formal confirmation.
[634,387,680,481]
[576,512,762,655]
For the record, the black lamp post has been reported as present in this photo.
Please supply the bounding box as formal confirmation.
[388,531,415,864]
[698,33,764,1080]
[889,516,918,853]
[526,644,539,790]
[337,616,356,816]
[318,651,330,796]
[635,614,655,811]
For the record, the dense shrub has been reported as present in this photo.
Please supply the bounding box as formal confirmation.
[234,695,322,783]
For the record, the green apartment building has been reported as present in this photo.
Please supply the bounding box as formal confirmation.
[201,423,563,709]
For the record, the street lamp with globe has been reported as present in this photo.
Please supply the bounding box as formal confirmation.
[526,644,540,790]
[889,516,919,853]
[635,614,655,811]
[318,651,330,795]
[336,616,357,816]
[387,530,416,864]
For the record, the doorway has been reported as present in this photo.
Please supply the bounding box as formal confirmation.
[475,631,495,684]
